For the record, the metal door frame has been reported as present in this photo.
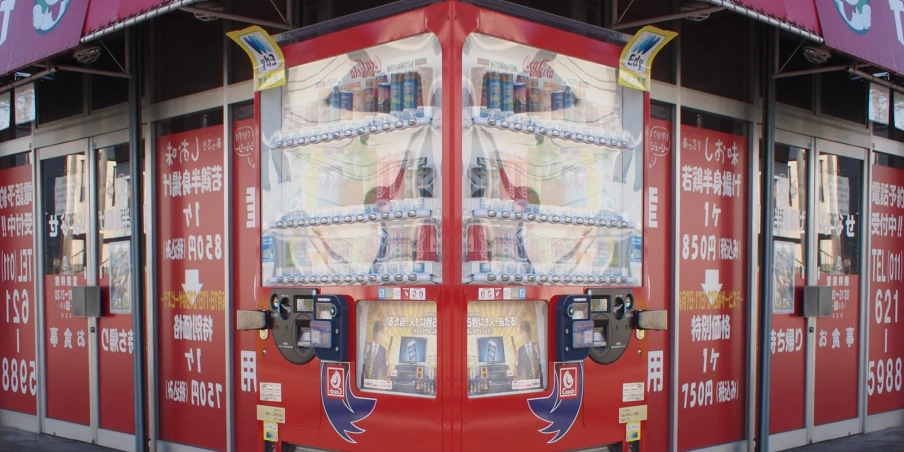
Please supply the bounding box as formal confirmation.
[807,138,870,444]
[36,139,96,444]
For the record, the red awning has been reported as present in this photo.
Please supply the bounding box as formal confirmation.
[701,0,822,41]
[82,0,202,43]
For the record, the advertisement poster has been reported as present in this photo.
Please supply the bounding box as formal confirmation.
[773,241,795,314]
[677,124,747,450]
[466,300,547,397]
[231,117,261,452]
[156,125,227,451]
[642,117,671,452]
[867,163,904,414]
[108,241,131,314]
[0,164,37,415]
[356,300,437,397]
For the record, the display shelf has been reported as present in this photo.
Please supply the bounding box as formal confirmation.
[469,208,635,229]
[471,113,637,150]
[271,208,435,229]
[268,264,438,286]
[470,271,637,285]
[272,113,435,150]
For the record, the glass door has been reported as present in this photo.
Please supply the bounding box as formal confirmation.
[811,139,866,441]
[93,129,136,449]
[39,140,93,442]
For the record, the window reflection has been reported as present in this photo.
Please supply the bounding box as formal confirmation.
[97,144,132,314]
[42,154,88,276]
[817,154,862,276]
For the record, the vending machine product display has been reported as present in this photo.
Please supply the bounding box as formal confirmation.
[260,33,443,287]
[244,3,659,451]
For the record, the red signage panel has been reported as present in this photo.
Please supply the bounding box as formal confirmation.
[677,124,748,450]
[98,256,135,433]
[0,164,37,414]
[231,117,261,452]
[814,1,903,73]
[156,125,227,451]
[867,164,904,414]
[44,273,90,424]
[0,0,89,74]
[641,118,672,452]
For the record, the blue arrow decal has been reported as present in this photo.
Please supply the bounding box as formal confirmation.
[528,362,583,444]
[321,362,377,443]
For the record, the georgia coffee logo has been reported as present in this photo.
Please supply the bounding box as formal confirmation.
[349,57,382,78]
[327,366,345,398]
[834,0,871,34]
[523,57,555,79]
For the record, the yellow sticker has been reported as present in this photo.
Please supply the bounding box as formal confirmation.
[257,405,286,424]
[263,421,279,442]
[626,421,641,442]
[227,26,287,92]
[617,26,678,92]
[618,405,648,423]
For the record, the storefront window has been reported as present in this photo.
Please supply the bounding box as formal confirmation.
[467,300,548,397]
[819,71,867,125]
[153,14,224,103]
[38,71,85,124]
[460,33,644,285]
[96,144,132,314]
[817,154,862,275]
[772,144,807,314]
[260,33,443,286]
[356,300,437,397]
[681,13,751,103]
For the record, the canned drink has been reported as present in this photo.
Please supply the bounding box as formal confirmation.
[564,87,575,121]
[329,87,341,121]
[415,224,437,261]
[391,73,403,113]
[502,73,514,113]
[415,72,424,108]
[364,77,377,113]
[551,91,564,120]
[403,72,417,110]
[375,225,389,263]
[378,83,392,114]
[353,89,366,118]
[539,89,552,115]
[466,223,490,262]
[528,77,541,113]
[340,91,353,120]
[389,225,409,260]
[513,83,527,114]
[487,72,501,111]
[498,226,514,261]
[479,72,489,107]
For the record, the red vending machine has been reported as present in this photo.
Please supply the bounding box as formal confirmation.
[242,1,663,451]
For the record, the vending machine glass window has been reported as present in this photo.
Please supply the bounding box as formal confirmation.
[467,300,548,397]
[461,33,645,285]
[356,300,438,398]
[260,33,443,286]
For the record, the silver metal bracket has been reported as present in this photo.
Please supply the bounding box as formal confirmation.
[635,310,668,330]
[237,310,269,330]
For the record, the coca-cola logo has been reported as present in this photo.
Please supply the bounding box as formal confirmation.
[523,57,555,79]
[349,57,382,78]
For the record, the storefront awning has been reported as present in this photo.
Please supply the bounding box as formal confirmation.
[814,1,904,74]
[0,0,90,75]
[701,0,823,42]
[82,0,204,43]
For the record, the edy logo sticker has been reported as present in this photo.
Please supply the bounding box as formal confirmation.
[528,362,584,443]
[618,26,677,92]
[34,0,69,34]
[835,0,871,34]
[227,25,286,91]
[320,362,376,443]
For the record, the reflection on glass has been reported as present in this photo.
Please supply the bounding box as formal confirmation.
[260,33,442,286]
[42,154,87,276]
[461,33,644,285]
[97,144,132,314]
[773,145,807,314]
[817,154,862,275]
